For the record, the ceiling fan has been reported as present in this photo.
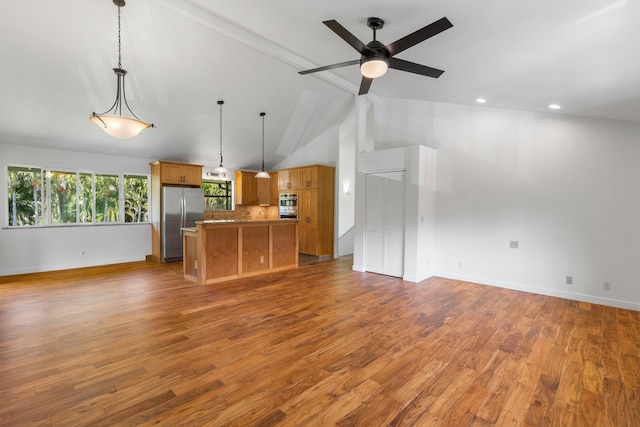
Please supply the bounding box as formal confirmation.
[299,16,453,95]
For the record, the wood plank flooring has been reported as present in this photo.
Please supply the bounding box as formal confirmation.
[0,257,639,426]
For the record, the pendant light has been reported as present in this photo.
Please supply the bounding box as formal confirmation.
[212,100,228,178]
[89,0,154,139]
[255,112,270,179]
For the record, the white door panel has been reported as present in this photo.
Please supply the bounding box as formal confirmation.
[365,171,405,278]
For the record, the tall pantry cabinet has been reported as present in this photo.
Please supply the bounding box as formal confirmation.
[278,165,334,258]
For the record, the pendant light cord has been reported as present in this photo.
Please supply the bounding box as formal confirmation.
[260,112,266,171]
[117,5,122,69]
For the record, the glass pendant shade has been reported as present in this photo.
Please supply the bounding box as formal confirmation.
[90,114,151,139]
[255,171,270,179]
[213,165,228,175]
[360,57,389,79]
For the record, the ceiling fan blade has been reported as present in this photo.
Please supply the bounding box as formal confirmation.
[358,77,373,95]
[386,17,453,56]
[323,20,373,55]
[298,59,360,75]
[389,58,445,78]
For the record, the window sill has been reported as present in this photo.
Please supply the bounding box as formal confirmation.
[3,222,150,230]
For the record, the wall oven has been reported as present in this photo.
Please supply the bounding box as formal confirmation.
[279,193,298,219]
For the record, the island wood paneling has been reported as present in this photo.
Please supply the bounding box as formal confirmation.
[195,220,298,285]
[205,226,238,281]
[241,225,269,273]
[0,258,638,426]
[272,222,298,268]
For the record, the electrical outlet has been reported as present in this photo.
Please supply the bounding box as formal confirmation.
[510,240,519,249]
[603,281,611,291]
[260,255,265,264]
[566,276,573,285]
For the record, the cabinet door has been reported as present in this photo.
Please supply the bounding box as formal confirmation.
[277,170,289,190]
[288,169,301,189]
[160,163,184,185]
[278,169,301,190]
[270,172,279,205]
[256,177,271,205]
[300,167,318,188]
[299,224,317,255]
[182,165,203,186]
[299,189,317,225]
[235,171,257,205]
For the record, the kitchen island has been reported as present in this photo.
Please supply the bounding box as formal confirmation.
[183,219,299,285]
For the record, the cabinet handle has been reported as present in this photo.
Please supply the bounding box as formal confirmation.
[306,181,310,187]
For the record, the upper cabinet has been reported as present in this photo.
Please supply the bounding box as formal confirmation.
[156,161,202,187]
[299,167,318,189]
[235,170,258,205]
[256,176,271,206]
[278,168,301,190]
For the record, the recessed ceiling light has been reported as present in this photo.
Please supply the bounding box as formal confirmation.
[548,104,561,110]
[476,98,486,104]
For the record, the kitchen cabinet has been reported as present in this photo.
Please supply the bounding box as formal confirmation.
[257,176,271,206]
[235,171,257,205]
[299,167,318,189]
[158,161,202,186]
[278,168,300,190]
[270,171,279,206]
[295,165,334,257]
[149,161,203,264]
[298,188,318,254]
[236,170,272,205]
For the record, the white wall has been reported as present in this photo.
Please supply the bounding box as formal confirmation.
[337,109,356,256]
[0,142,152,275]
[373,98,640,311]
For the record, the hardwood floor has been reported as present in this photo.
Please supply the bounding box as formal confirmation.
[0,257,638,426]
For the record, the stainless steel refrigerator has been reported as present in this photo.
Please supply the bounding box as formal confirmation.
[162,186,204,262]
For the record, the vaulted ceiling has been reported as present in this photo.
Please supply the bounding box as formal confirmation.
[1,0,639,172]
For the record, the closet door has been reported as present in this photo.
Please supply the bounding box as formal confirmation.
[365,171,406,277]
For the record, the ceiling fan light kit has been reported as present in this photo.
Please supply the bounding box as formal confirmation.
[90,0,154,139]
[300,16,453,95]
[360,56,389,79]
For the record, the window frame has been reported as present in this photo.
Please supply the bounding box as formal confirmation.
[5,164,150,228]
[202,178,233,211]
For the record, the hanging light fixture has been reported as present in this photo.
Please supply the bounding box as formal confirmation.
[89,0,154,139]
[212,100,229,178]
[255,112,270,179]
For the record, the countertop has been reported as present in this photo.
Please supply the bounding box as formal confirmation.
[196,218,298,224]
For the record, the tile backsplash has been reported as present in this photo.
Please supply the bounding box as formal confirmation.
[204,205,278,221]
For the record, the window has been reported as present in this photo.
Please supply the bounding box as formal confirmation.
[49,170,78,224]
[95,174,119,223]
[7,166,43,226]
[6,165,148,227]
[203,179,232,211]
[124,175,149,223]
